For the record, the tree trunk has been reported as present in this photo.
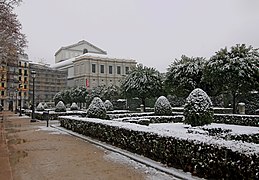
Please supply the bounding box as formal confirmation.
[141,98,146,112]
[232,92,237,114]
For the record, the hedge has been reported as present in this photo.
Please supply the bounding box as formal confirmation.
[59,117,259,179]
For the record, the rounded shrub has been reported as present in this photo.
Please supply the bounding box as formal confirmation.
[43,103,48,109]
[70,102,79,111]
[87,97,106,119]
[104,100,114,111]
[184,88,214,126]
[36,103,44,111]
[154,96,172,115]
[55,101,66,112]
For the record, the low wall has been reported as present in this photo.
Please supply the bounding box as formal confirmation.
[59,117,259,179]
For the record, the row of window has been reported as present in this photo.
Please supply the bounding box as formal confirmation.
[18,62,28,68]
[18,69,28,75]
[91,64,129,75]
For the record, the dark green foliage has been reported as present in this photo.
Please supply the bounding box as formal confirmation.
[87,97,107,119]
[55,101,66,112]
[165,55,207,97]
[60,117,259,179]
[121,64,163,111]
[184,88,214,126]
[154,96,172,115]
[204,44,259,113]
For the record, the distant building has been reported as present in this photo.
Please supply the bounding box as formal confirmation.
[52,40,137,88]
[55,40,107,63]
[29,62,67,105]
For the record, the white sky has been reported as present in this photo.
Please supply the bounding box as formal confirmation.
[15,0,259,72]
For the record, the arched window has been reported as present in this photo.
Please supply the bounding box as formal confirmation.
[83,49,88,54]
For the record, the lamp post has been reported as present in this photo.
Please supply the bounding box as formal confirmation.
[31,70,36,122]
[15,89,18,114]
[19,84,22,116]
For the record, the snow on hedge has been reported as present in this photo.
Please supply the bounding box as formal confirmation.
[43,103,48,109]
[70,102,79,111]
[87,97,107,119]
[59,116,259,155]
[55,101,66,112]
[104,100,114,111]
[184,88,213,126]
[36,102,44,111]
[154,96,172,115]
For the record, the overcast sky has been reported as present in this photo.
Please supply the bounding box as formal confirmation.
[15,0,259,72]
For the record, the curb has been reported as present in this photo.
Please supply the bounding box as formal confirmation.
[51,125,201,180]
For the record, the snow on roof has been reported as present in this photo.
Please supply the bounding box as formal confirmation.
[60,116,259,155]
[51,52,136,69]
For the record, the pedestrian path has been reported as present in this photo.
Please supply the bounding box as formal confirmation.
[0,111,17,180]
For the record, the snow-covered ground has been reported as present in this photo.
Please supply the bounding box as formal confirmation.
[60,116,259,155]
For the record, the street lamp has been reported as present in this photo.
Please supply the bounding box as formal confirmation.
[15,89,18,114]
[31,70,36,122]
[19,84,22,116]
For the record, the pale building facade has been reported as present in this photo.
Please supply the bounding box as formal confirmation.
[53,40,137,88]
[55,40,107,63]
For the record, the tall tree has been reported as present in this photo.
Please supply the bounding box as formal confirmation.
[121,64,163,111]
[165,55,207,97]
[0,0,26,65]
[204,44,259,113]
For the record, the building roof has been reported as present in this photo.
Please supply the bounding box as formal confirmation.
[51,53,137,69]
[54,40,107,56]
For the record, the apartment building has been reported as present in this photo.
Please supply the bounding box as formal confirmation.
[52,40,137,88]
[0,63,7,109]
[17,54,30,109]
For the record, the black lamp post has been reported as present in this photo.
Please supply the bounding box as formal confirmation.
[15,89,18,114]
[19,84,22,116]
[31,70,36,122]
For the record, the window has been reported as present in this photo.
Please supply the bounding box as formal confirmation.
[24,92,27,97]
[19,92,21,96]
[1,91,4,96]
[1,83,4,87]
[24,85,27,89]
[19,69,22,75]
[100,65,104,73]
[19,76,22,81]
[24,63,27,68]
[24,77,27,82]
[109,66,113,74]
[24,69,27,76]
[125,67,130,74]
[19,62,21,67]
[92,64,96,73]
[117,66,121,75]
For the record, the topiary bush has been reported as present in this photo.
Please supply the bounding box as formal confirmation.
[87,97,107,119]
[55,101,66,112]
[154,96,172,115]
[184,88,213,126]
[43,103,48,109]
[36,103,45,111]
[104,100,114,111]
[70,102,79,111]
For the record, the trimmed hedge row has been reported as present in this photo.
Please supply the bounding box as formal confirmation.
[59,118,259,179]
[214,114,259,127]
[34,111,87,120]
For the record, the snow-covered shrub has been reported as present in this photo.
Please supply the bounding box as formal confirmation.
[154,96,172,115]
[43,103,48,109]
[70,102,79,111]
[36,103,44,111]
[104,100,114,111]
[184,88,213,126]
[87,97,106,119]
[55,101,66,112]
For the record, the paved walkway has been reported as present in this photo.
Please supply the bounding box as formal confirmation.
[0,111,13,180]
[0,111,183,180]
